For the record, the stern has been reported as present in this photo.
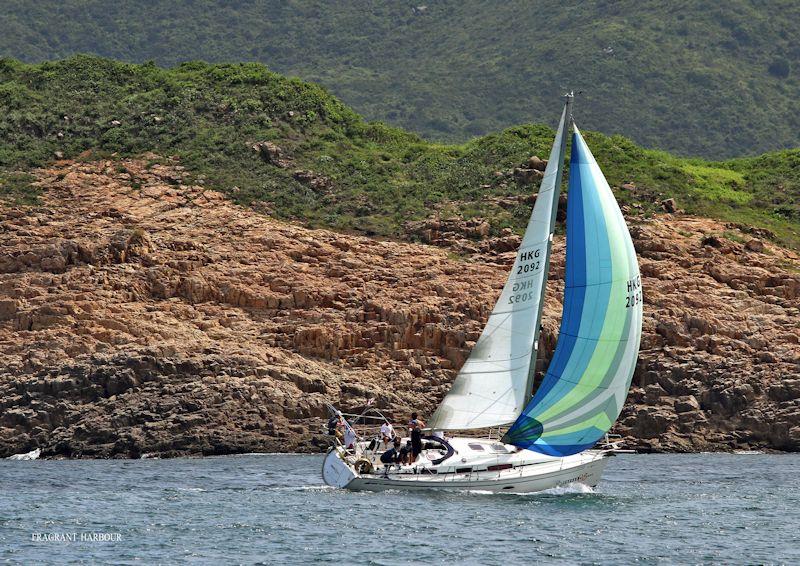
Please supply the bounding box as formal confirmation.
[322,448,357,489]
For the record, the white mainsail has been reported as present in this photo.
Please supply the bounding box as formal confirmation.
[428,104,570,430]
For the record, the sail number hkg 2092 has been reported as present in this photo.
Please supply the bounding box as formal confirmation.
[515,248,541,275]
[625,275,642,308]
[509,248,543,305]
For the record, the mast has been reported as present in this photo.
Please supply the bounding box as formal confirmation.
[522,92,574,406]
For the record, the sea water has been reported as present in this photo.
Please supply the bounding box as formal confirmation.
[1,453,798,564]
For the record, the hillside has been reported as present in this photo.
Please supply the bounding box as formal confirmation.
[1,158,798,457]
[1,57,799,250]
[1,1,799,158]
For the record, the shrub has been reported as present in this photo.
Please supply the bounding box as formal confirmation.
[768,58,790,79]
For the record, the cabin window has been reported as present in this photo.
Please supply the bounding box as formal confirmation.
[491,443,510,453]
[467,443,485,451]
[456,467,472,474]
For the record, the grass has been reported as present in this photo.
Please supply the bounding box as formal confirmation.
[1,0,799,158]
[0,172,40,205]
[0,56,798,250]
[722,230,747,244]
[681,164,750,204]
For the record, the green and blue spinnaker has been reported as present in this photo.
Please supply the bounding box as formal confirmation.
[502,126,643,456]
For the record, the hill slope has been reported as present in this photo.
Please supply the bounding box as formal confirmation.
[1,57,799,249]
[1,158,799,457]
[1,1,799,158]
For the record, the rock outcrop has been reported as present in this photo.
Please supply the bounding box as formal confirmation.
[1,157,798,457]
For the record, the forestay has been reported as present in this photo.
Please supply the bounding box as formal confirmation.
[503,126,643,456]
[428,106,569,430]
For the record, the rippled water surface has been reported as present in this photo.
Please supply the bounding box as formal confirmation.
[1,453,798,564]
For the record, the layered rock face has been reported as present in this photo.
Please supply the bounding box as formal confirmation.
[1,158,798,457]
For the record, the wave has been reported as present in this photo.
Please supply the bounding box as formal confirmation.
[449,482,597,497]
[7,448,41,460]
[205,452,309,457]
[233,452,308,456]
[538,482,596,495]
[262,485,336,492]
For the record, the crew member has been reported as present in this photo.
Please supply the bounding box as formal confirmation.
[408,412,426,463]
[380,421,395,447]
[334,415,345,443]
[327,414,339,436]
[380,438,402,468]
[398,440,413,465]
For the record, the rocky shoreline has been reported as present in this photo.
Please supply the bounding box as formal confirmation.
[1,158,799,458]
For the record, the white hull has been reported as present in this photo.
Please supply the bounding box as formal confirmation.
[322,436,611,494]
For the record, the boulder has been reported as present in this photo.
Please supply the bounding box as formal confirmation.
[745,239,765,252]
[0,299,17,321]
[632,407,677,439]
[251,141,292,168]
[513,167,544,185]
[674,395,701,413]
[645,383,667,404]
[527,155,547,171]
[292,170,332,193]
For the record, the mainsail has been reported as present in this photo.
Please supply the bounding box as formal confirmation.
[428,105,569,430]
[503,126,643,456]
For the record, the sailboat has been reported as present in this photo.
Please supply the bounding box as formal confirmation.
[322,94,643,493]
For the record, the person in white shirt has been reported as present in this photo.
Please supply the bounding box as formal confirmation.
[380,421,395,448]
[342,418,357,450]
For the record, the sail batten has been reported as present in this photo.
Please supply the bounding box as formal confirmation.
[503,125,643,456]
[428,105,570,431]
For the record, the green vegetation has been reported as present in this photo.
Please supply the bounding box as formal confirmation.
[1,1,799,158]
[0,56,798,249]
[680,164,750,205]
[0,172,40,205]
[723,230,747,244]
